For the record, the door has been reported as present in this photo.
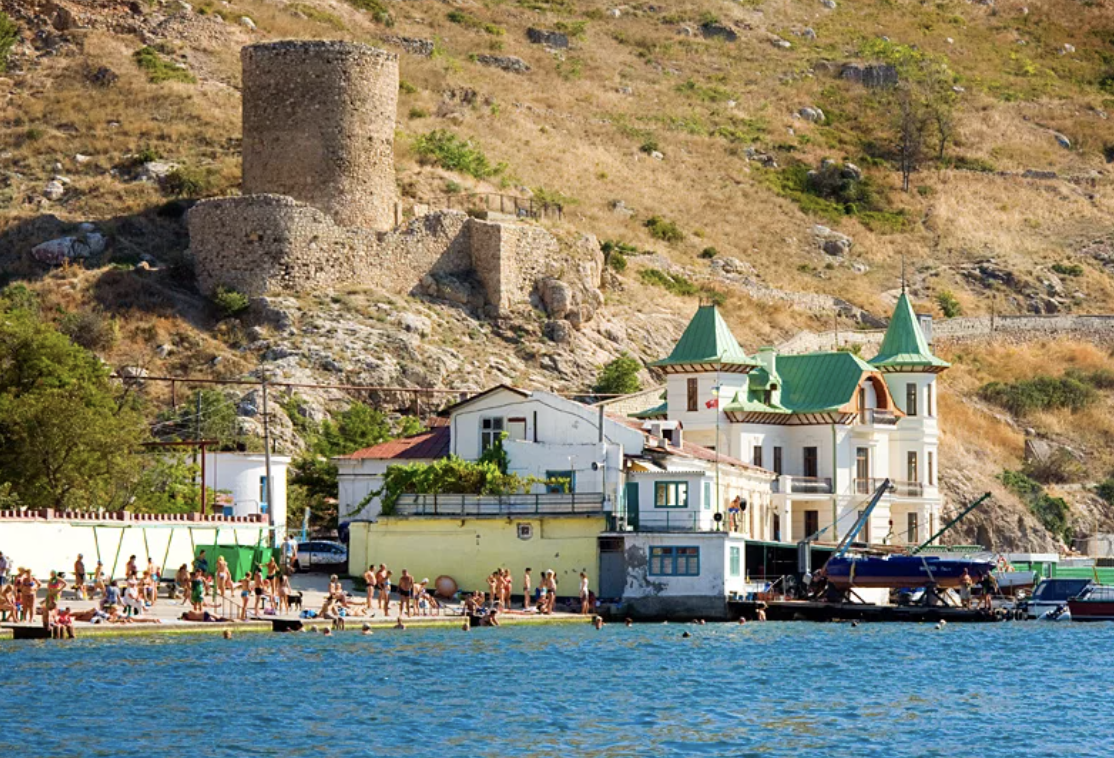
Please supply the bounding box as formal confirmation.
[624,482,640,530]
[598,537,626,600]
[856,447,870,494]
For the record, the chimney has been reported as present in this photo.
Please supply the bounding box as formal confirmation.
[756,345,777,374]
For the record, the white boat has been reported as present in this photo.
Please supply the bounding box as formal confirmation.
[993,569,1036,593]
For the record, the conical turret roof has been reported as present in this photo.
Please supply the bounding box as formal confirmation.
[651,304,757,373]
[869,292,950,372]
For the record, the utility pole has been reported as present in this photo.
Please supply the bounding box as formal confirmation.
[193,390,201,502]
[261,363,275,546]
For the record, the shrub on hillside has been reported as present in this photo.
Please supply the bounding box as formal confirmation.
[935,290,962,318]
[999,468,1073,543]
[1023,448,1084,485]
[1051,263,1083,277]
[59,311,119,352]
[212,287,249,318]
[593,352,642,396]
[644,216,684,243]
[0,12,17,74]
[413,130,504,179]
[699,247,718,259]
[978,375,1096,417]
[345,0,393,25]
[162,166,214,198]
[133,46,196,84]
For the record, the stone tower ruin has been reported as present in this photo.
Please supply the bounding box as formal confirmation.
[189,40,604,324]
[241,40,399,231]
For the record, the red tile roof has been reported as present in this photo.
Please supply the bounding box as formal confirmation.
[608,413,772,475]
[341,425,451,461]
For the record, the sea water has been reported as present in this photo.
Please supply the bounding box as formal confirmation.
[1,621,1110,757]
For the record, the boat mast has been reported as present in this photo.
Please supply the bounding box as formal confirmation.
[909,492,991,555]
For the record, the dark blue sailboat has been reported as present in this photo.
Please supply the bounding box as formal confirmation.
[825,554,994,589]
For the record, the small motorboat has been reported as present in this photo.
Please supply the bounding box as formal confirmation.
[825,554,994,590]
[1067,584,1114,622]
[1023,578,1093,619]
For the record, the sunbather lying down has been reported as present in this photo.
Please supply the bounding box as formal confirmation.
[180,610,232,623]
[80,605,162,624]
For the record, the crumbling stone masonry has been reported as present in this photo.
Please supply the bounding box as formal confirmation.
[241,41,399,231]
[189,40,602,321]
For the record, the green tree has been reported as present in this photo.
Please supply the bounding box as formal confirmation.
[129,453,222,514]
[0,307,148,509]
[593,352,643,396]
[156,389,239,446]
[315,402,394,457]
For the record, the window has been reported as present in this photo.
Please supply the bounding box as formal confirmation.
[928,452,935,486]
[545,470,575,494]
[259,476,269,514]
[507,417,527,441]
[648,546,700,576]
[752,445,763,468]
[729,546,741,577]
[481,417,505,452]
[773,447,783,475]
[687,378,698,412]
[804,510,819,536]
[906,383,918,417]
[927,384,934,417]
[907,513,919,544]
[773,514,781,542]
[703,481,712,511]
[855,447,870,493]
[803,447,819,478]
[654,481,689,508]
[907,451,919,483]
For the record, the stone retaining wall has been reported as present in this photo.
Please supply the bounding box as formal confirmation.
[778,315,1114,355]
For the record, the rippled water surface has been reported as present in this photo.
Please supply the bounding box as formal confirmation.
[2,622,1111,757]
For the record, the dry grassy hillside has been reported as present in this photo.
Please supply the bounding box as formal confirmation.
[3,0,1114,548]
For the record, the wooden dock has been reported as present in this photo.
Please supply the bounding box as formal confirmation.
[737,600,1007,623]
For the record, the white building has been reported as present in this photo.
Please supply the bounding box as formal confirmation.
[635,296,947,552]
[201,451,291,546]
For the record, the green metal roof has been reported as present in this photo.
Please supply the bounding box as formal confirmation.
[869,292,950,372]
[630,401,668,419]
[651,305,758,370]
[723,351,873,414]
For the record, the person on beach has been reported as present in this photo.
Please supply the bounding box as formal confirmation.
[579,572,590,615]
[193,550,209,576]
[73,554,86,600]
[319,594,344,630]
[379,570,392,616]
[960,569,973,609]
[46,570,66,615]
[18,568,38,623]
[979,572,998,611]
[123,577,145,616]
[415,579,439,616]
[592,615,604,630]
[543,571,558,614]
[124,555,138,580]
[93,561,105,597]
[282,534,298,575]
[398,569,414,616]
[102,581,120,611]
[252,570,267,616]
[54,607,75,639]
[363,564,377,611]
[279,574,292,614]
[238,574,251,621]
[215,556,232,601]
[175,564,190,604]
[191,570,205,613]
[0,551,9,587]
[523,568,532,610]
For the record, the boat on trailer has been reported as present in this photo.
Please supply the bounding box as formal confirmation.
[826,554,994,590]
[1067,585,1114,622]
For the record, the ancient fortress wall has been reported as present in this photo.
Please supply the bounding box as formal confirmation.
[241,41,399,231]
[778,315,1114,355]
[189,40,601,321]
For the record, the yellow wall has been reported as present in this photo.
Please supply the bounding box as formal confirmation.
[348,516,604,594]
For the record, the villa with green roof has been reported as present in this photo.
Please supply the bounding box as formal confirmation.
[635,296,947,548]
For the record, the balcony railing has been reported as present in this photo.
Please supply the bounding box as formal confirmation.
[394,492,605,517]
[781,476,833,495]
[609,512,737,533]
[853,477,886,495]
[891,480,925,497]
[858,409,898,426]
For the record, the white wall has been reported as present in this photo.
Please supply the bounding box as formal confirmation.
[202,452,290,546]
[0,518,272,580]
[337,457,438,525]
[621,532,742,598]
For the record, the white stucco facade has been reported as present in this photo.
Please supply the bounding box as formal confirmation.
[201,452,291,546]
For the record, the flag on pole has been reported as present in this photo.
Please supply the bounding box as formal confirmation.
[706,384,721,409]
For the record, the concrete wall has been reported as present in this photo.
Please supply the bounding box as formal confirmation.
[348,515,605,594]
[241,41,399,231]
[0,515,271,580]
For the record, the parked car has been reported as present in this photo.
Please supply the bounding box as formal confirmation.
[296,540,348,571]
